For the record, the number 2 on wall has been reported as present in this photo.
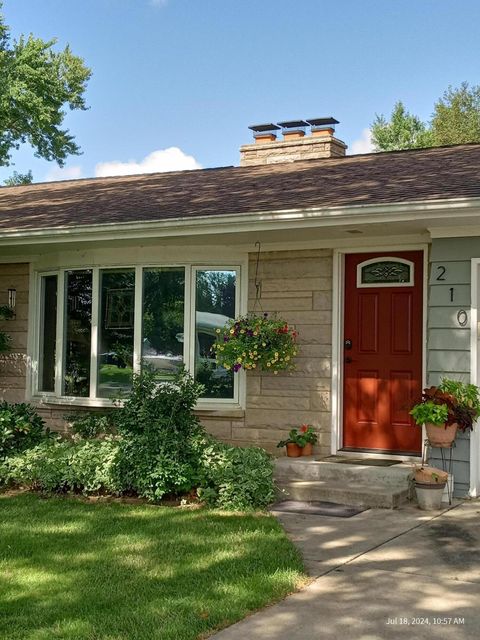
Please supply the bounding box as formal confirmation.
[436,266,446,281]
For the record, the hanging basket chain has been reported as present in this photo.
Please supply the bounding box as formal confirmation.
[252,241,263,314]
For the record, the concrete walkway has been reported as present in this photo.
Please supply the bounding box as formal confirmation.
[213,501,480,639]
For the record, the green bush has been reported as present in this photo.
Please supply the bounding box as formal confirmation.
[196,436,275,510]
[0,402,49,459]
[66,411,115,439]
[113,368,204,501]
[1,438,121,494]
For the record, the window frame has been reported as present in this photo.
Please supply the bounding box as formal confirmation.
[356,257,415,288]
[32,262,244,408]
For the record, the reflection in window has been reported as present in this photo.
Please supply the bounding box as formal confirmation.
[361,261,411,285]
[142,268,185,380]
[98,269,135,398]
[195,270,236,399]
[64,270,92,396]
[39,275,57,392]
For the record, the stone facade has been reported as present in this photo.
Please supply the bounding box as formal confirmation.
[199,249,333,456]
[0,251,333,456]
[239,134,347,166]
[0,263,29,404]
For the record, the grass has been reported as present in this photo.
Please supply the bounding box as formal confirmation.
[0,493,306,640]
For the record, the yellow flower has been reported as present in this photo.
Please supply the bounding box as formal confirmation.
[240,329,245,334]
[253,331,258,336]
[252,363,256,369]
[274,352,279,358]
[230,329,235,335]
[285,355,290,361]
[215,328,221,334]
[253,350,257,355]
[262,342,266,347]
[242,352,246,357]
[237,357,242,363]
[266,362,271,367]
[274,370,278,375]
[224,364,231,370]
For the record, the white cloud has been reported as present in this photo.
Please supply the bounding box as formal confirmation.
[350,128,375,155]
[95,147,202,178]
[44,165,84,182]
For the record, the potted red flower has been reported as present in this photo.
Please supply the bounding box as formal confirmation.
[277,424,317,457]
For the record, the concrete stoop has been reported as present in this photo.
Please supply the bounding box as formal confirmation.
[275,457,414,509]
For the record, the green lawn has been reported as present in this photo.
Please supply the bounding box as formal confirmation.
[0,493,306,640]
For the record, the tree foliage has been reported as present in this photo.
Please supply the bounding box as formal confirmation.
[371,102,433,151]
[3,170,32,186]
[371,83,480,152]
[431,82,480,146]
[0,3,91,168]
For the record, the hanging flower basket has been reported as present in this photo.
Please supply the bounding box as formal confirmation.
[212,313,298,374]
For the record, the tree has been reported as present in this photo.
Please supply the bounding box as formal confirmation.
[371,102,433,152]
[431,82,480,146]
[0,3,91,169]
[3,170,33,186]
[371,84,480,152]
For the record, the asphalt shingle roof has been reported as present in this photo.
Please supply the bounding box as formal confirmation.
[1,144,480,233]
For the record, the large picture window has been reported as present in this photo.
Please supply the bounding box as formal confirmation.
[35,264,240,404]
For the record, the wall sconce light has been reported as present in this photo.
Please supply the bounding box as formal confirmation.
[8,288,16,317]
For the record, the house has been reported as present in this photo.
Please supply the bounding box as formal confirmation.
[1,118,480,499]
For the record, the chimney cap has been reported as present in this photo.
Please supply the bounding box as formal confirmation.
[277,119,309,129]
[248,123,281,132]
[306,117,339,126]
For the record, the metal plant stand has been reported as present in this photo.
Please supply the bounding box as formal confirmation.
[423,438,455,505]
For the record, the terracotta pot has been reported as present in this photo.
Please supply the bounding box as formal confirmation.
[425,422,458,447]
[414,465,448,485]
[286,443,303,457]
[302,443,313,456]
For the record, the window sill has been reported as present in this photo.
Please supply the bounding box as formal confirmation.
[32,395,245,416]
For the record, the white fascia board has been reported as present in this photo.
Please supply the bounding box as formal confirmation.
[1,196,480,247]
[429,225,480,238]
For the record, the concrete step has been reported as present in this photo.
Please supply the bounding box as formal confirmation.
[275,457,414,487]
[277,479,411,509]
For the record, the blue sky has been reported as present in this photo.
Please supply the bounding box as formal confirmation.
[2,0,480,183]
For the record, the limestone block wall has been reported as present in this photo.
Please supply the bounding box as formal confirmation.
[197,249,333,454]
[0,263,29,404]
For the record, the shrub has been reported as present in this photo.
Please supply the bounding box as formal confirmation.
[1,438,121,494]
[66,411,115,439]
[113,368,205,501]
[196,436,275,510]
[0,402,49,459]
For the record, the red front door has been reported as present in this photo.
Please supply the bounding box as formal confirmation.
[343,251,423,454]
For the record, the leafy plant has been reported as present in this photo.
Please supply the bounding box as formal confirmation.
[65,411,115,439]
[1,438,121,494]
[411,380,480,432]
[113,368,204,501]
[196,435,275,510]
[410,401,449,427]
[277,424,318,448]
[0,402,49,459]
[213,313,298,374]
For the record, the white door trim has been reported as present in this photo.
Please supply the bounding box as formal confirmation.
[469,259,480,497]
[331,244,428,461]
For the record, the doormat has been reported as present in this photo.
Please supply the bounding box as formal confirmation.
[323,456,401,467]
[271,500,366,518]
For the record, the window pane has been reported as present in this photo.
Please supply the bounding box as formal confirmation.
[361,261,411,284]
[64,270,92,397]
[39,275,57,392]
[98,269,135,398]
[195,270,236,399]
[142,268,185,381]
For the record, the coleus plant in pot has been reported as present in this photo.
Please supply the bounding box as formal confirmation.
[410,378,480,446]
[277,424,317,457]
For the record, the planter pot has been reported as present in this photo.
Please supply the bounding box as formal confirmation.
[302,443,313,456]
[415,482,446,510]
[425,422,458,447]
[286,443,303,457]
[414,466,448,485]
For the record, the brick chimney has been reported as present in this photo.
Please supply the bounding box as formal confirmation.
[239,118,347,167]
